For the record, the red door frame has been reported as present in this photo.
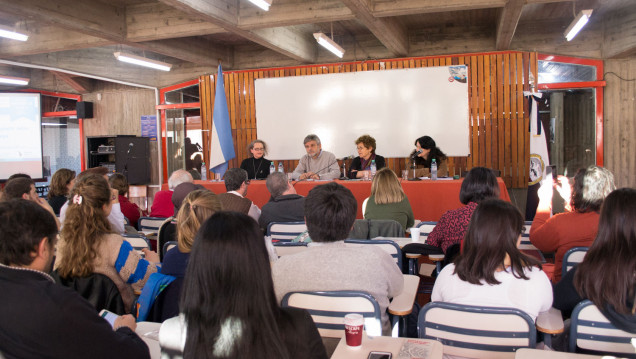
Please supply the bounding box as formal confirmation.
[536,54,605,166]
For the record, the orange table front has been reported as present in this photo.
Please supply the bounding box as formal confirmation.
[163,178,510,221]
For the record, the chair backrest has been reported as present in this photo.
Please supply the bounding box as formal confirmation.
[349,219,404,239]
[416,221,437,240]
[282,290,382,338]
[344,239,402,269]
[158,218,177,261]
[267,221,307,242]
[523,221,532,236]
[273,241,309,257]
[122,233,150,250]
[518,236,546,263]
[162,241,178,257]
[570,300,635,357]
[562,247,588,275]
[418,302,536,359]
[138,216,168,232]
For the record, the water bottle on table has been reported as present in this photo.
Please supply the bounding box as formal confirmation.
[269,161,275,175]
[370,160,377,178]
[278,162,284,173]
[431,159,437,180]
[201,162,207,181]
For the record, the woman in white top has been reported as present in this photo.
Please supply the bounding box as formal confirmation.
[432,199,552,321]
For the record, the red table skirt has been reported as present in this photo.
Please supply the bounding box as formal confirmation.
[162,178,509,221]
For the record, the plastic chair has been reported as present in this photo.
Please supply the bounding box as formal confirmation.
[562,247,588,275]
[281,290,383,338]
[267,221,307,243]
[418,302,537,358]
[344,239,403,271]
[570,300,635,357]
[273,241,308,257]
[416,221,437,240]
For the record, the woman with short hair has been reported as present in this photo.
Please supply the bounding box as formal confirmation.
[240,139,271,179]
[432,199,552,322]
[55,174,159,312]
[348,134,385,179]
[364,167,414,231]
[47,168,75,215]
[165,211,328,359]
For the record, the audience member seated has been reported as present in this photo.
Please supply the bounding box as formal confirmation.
[1,177,59,228]
[59,167,126,234]
[348,134,385,179]
[240,139,272,179]
[47,168,75,215]
[218,168,261,221]
[426,167,499,254]
[553,188,636,334]
[530,165,615,282]
[54,174,160,312]
[0,199,150,359]
[259,172,305,230]
[409,135,448,178]
[363,168,414,231]
[153,190,222,321]
[163,212,328,358]
[151,169,193,218]
[292,134,340,180]
[273,182,404,335]
[432,199,552,322]
[109,173,146,228]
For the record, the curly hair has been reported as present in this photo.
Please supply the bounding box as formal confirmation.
[176,190,223,253]
[48,168,75,199]
[355,135,376,153]
[57,174,113,278]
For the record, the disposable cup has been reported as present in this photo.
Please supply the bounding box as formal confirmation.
[344,313,364,347]
[410,227,421,241]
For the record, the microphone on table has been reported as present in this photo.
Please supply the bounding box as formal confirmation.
[340,155,354,180]
[410,150,422,181]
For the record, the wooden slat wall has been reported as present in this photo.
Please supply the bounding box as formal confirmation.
[200,51,535,188]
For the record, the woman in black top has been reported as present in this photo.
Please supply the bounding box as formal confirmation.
[409,135,448,177]
[348,134,385,179]
[240,139,271,179]
[47,168,75,215]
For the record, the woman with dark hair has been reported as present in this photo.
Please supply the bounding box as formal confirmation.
[553,188,636,332]
[426,167,499,254]
[432,199,552,321]
[530,165,615,282]
[47,168,76,215]
[240,139,271,179]
[348,134,385,179]
[409,136,448,178]
[164,212,327,359]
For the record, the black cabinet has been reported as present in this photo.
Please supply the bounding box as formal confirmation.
[87,136,150,184]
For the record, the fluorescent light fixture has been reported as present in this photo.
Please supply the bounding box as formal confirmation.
[114,52,172,71]
[564,9,593,41]
[0,75,30,85]
[248,0,272,11]
[0,25,28,41]
[313,32,344,58]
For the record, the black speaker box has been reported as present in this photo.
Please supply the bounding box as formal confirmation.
[76,101,94,119]
[115,136,150,185]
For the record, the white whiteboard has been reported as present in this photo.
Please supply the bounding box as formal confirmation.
[254,65,469,160]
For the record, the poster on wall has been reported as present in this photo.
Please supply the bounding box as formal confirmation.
[141,115,157,141]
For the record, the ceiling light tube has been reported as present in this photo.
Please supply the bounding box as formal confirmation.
[0,75,30,85]
[0,25,28,41]
[313,32,345,58]
[564,9,593,41]
[114,52,172,71]
[248,0,272,11]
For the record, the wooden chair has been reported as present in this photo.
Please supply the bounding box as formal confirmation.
[282,290,383,338]
[418,302,537,358]
[273,241,308,257]
[570,300,635,357]
[266,221,307,243]
[562,247,588,275]
[344,239,402,271]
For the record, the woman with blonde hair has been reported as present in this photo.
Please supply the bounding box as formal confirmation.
[55,173,159,312]
[364,167,414,231]
[47,168,75,215]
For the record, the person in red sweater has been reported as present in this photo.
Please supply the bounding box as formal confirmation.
[150,170,193,218]
[530,165,615,283]
[109,173,147,228]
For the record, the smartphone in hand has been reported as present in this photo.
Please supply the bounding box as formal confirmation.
[99,309,119,328]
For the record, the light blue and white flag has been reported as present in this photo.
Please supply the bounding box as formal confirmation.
[209,64,235,177]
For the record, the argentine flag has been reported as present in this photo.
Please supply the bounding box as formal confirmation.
[209,64,235,177]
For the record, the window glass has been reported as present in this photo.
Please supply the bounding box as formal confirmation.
[164,84,199,104]
[538,61,596,84]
